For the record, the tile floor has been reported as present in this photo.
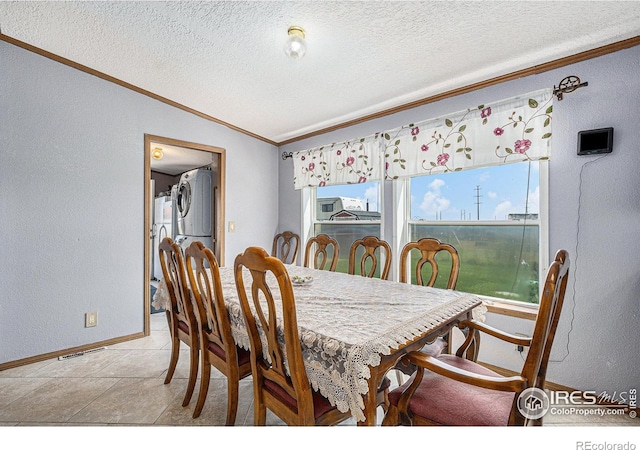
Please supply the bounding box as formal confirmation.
[0,312,637,430]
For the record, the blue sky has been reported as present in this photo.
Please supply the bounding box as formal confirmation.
[317,161,539,221]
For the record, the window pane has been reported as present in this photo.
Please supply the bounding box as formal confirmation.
[314,181,383,275]
[314,223,382,275]
[410,162,539,221]
[316,181,381,221]
[409,161,541,304]
[410,224,540,303]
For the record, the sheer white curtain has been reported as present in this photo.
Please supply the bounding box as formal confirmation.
[384,89,553,179]
[292,135,383,190]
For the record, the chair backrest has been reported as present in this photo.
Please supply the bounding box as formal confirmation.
[234,246,315,421]
[523,249,570,390]
[184,241,236,362]
[348,236,392,280]
[399,238,460,289]
[272,231,300,265]
[158,237,197,335]
[303,234,339,271]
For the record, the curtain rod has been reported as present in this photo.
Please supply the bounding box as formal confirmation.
[553,75,588,101]
[282,76,586,160]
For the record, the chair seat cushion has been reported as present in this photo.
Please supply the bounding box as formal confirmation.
[388,354,515,426]
[379,375,391,392]
[207,340,251,366]
[177,319,190,334]
[264,378,338,420]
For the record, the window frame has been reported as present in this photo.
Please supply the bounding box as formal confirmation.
[395,160,549,309]
[302,181,385,271]
[301,160,549,310]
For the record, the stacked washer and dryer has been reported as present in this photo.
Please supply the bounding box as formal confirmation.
[172,167,214,254]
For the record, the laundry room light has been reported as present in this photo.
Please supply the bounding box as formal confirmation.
[284,26,307,59]
[152,147,164,160]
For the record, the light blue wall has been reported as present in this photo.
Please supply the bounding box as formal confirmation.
[278,46,640,393]
[0,40,279,364]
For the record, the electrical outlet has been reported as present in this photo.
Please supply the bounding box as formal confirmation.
[514,332,528,353]
[85,312,97,328]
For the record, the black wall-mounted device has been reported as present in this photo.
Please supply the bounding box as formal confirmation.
[577,127,613,155]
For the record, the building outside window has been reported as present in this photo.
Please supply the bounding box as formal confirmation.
[312,181,382,274]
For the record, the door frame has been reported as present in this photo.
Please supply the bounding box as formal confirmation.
[143,134,226,336]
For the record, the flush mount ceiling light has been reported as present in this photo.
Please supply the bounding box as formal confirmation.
[284,26,307,59]
[151,147,163,160]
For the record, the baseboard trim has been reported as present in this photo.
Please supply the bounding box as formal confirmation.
[0,332,145,371]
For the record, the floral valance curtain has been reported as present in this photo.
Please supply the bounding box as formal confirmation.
[292,135,383,190]
[384,88,553,180]
[291,89,552,189]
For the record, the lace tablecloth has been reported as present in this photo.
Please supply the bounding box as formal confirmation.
[153,265,486,422]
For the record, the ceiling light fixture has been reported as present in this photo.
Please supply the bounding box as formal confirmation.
[284,26,306,59]
[152,147,164,160]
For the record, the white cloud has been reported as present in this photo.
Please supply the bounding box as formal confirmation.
[493,201,513,220]
[363,186,378,211]
[526,185,540,214]
[492,186,539,219]
[419,178,450,216]
[488,191,497,199]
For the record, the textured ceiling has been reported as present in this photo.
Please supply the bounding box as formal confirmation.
[2,1,639,144]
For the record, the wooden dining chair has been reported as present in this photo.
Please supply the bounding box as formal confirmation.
[348,236,392,280]
[184,241,252,423]
[400,237,460,289]
[272,231,300,265]
[158,237,199,408]
[303,234,339,271]
[382,249,570,426]
[398,237,460,360]
[234,246,352,426]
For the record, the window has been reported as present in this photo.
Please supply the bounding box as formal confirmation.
[311,181,382,273]
[407,160,547,304]
[298,90,552,305]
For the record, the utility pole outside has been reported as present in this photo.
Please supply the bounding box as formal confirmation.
[474,185,482,220]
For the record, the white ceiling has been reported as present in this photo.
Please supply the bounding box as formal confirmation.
[149,143,216,176]
[2,1,639,145]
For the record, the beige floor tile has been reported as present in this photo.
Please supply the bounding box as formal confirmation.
[69,377,184,425]
[0,377,51,407]
[0,359,58,378]
[0,377,119,423]
[155,378,254,425]
[109,333,172,350]
[169,351,228,381]
[93,349,173,379]
[149,312,169,331]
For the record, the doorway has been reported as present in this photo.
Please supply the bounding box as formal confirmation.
[143,134,226,336]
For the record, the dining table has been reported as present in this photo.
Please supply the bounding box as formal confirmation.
[152,263,486,425]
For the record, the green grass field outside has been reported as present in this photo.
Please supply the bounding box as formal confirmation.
[314,223,539,304]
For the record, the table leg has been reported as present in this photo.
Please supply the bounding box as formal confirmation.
[358,376,380,426]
